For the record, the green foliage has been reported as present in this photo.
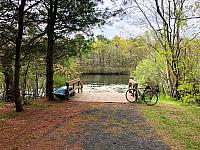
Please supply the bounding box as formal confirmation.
[130,59,160,87]
[53,74,66,88]
[54,35,93,62]
[55,0,110,32]
[178,80,200,103]
[54,57,81,88]
[177,39,200,103]
[20,58,46,94]
[81,36,148,74]
[130,33,200,103]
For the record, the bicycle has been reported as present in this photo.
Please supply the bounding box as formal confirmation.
[125,85,159,106]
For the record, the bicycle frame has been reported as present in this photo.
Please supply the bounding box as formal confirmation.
[135,88,148,101]
[126,86,158,106]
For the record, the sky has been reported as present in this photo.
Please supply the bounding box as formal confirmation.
[93,22,146,39]
[92,0,200,40]
[92,0,149,39]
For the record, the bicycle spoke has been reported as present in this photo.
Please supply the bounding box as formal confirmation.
[126,89,137,103]
[143,90,158,106]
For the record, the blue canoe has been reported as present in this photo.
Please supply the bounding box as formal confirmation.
[52,86,73,99]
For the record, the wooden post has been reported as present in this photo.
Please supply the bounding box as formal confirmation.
[81,81,83,92]
[73,83,75,96]
[65,78,83,100]
[66,83,69,100]
[78,81,80,93]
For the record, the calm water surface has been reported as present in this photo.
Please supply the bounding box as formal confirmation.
[81,75,129,93]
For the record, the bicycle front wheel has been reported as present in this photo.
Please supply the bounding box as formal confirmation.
[143,90,158,106]
[125,89,137,103]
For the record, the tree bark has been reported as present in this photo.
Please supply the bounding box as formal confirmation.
[154,0,183,100]
[13,0,27,112]
[46,0,58,100]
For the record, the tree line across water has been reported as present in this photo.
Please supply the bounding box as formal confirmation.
[0,0,200,112]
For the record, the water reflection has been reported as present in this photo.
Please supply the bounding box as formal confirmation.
[81,75,129,93]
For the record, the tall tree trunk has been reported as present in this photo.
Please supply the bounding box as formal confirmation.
[13,0,26,112]
[46,0,58,100]
[154,0,183,100]
[170,1,182,100]
[165,60,172,95]
[172,75,179,99]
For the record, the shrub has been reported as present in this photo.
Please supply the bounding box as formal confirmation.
[130,59,160,88]
[178,79,200,103]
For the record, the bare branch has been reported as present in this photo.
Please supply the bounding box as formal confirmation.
[24,1,41,14]
[134,0,165,48]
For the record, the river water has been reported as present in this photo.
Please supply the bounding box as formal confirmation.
[80,75,129,93]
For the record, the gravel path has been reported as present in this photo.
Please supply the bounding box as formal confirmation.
[66,103,170,150]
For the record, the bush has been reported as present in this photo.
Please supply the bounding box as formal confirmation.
[178,79,200,103]
[130,59,160,88]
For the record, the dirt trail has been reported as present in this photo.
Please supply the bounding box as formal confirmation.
[0,99,170,150]
[71,92,127,103]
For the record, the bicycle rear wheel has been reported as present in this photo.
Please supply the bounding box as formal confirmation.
[125,89,138,103]
[143,90,158,106]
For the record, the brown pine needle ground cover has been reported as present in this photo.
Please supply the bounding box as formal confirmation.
[0,98,170,150]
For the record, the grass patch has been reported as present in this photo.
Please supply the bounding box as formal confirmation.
[30,103,48,109]
[139,97,200,150]
[0,101,4,107]
[0,111,19,122]
[158,95,181,105]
